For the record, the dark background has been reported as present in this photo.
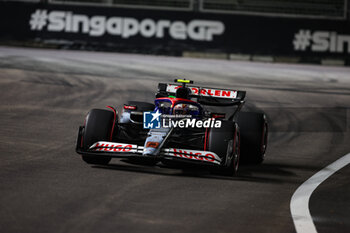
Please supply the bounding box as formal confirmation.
[0,1,349,60]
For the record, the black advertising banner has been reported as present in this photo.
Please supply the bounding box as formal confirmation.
[1,2,350,57]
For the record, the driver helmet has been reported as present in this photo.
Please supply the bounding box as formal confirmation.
[173,104,189,115]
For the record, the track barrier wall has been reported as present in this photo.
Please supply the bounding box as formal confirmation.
[0,1,349,64]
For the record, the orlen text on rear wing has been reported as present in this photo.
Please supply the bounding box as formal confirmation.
[157,83,246,106]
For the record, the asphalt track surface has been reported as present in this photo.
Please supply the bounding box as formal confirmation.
[0,46,349,233]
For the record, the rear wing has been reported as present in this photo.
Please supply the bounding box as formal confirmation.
[157,83,246,106]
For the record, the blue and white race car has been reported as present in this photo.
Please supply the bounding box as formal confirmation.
[76,79,268,176]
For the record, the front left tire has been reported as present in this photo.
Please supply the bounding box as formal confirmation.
[207,121,240,176]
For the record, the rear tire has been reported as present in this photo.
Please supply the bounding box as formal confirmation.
[238,112,268,164]
[81,109,114,165]
[208,121,240,176]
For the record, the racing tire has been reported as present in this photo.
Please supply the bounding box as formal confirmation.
[81,109,114,165]
[82,155,111,165]
[127,101,155,112]
[237,112,268,164]
[208,121,240,176]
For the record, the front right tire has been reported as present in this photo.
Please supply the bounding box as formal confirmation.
[81,109,114,165]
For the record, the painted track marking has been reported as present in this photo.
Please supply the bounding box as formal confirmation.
[290,153,350,233]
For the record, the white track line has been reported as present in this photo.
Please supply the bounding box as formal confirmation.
[290,153,350,233]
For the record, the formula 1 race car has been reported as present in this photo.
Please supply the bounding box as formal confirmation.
[76,79,268,176]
